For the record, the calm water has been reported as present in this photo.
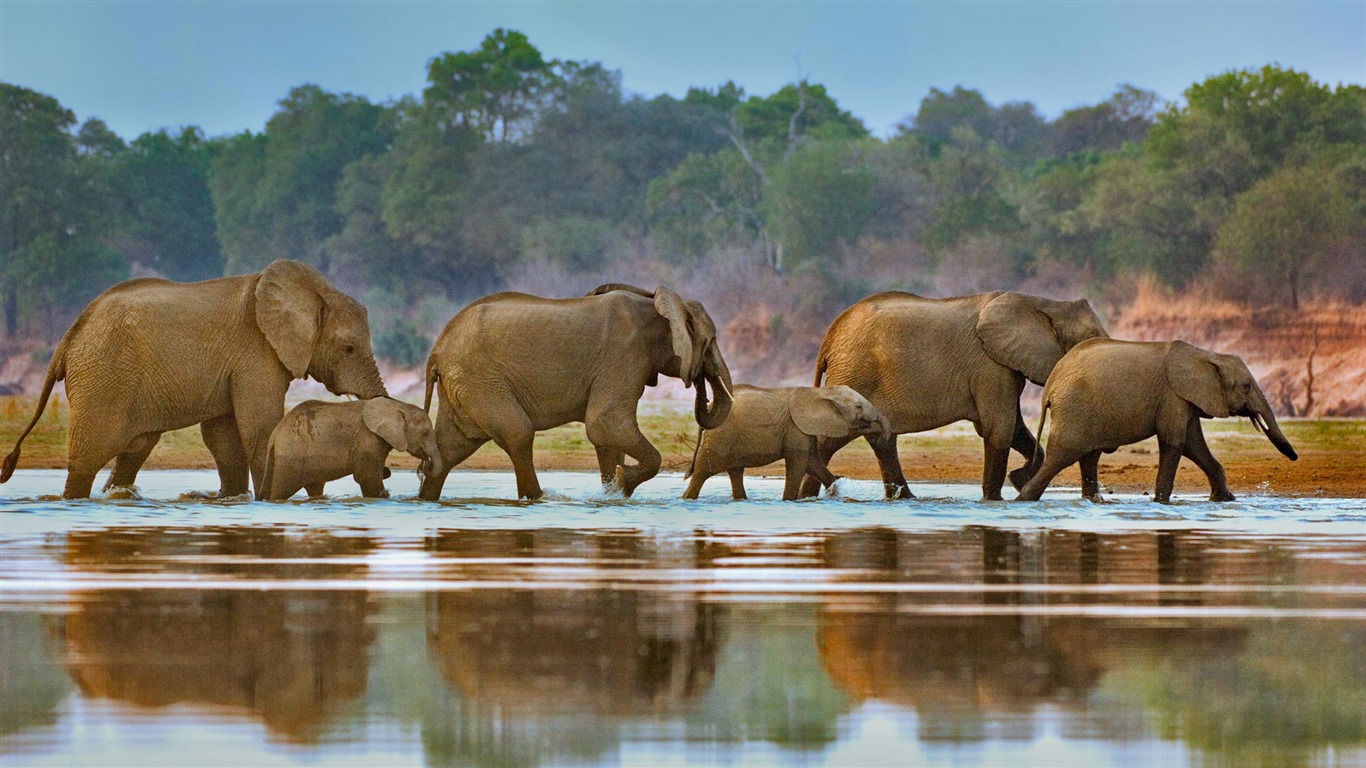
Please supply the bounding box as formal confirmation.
[2,469,1365,767]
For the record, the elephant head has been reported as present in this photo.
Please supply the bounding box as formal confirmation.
[653,286,734,430]
[792,386,891,441]
[975,292,1110,385]
[1165,342,1298,460]
[362,398,443,482]
[255,260,387,399]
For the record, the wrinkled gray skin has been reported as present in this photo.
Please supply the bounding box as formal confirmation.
[260,398,441,500]
[420,284,734,500]
[684,384,891,501]
[1017,339,1298,503]
[2,260,387,499]
[800,291,1109,501]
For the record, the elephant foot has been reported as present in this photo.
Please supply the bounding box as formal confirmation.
[1007,466,1035,492]
[885,483,914,500]
[1210,489,1236,502]
[614,465,637,498]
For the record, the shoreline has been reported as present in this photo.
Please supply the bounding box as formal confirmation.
[4,397,1362,498]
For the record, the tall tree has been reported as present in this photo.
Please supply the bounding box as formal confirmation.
[424,28,557,142]
[113,127,224,280]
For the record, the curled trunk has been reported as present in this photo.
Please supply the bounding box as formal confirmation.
[694,347,734,431]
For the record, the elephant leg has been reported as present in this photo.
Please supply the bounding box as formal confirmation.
[868,433,914,500]
[1182,419,1233,501]
[230,390,285,499]
[201,414,250,497]
[354,462,387,499]
[1016,445,1083,501]
[783,452,810,501]
[798,435,853,498]
[63,423,128,499]
[595,444,625,488]
[493,419,542,500]
[1007,406,1043,492]
[304,482,326,498]
[1153,441,1184,504]
[420,405,486,501]
[1080,451,1102,501]
[586,412,660,499]
[102,432,161,490]
[806,455,839,491]
[682,467,714,500]
[728,469,748,500]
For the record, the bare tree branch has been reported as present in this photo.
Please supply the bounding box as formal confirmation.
[784,79,809,162]
[717,114,768,186]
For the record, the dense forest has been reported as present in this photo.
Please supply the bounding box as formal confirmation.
[2,29,1363,370]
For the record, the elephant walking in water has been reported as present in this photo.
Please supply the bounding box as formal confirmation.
[2,260,388,499]
[1016,339,1297,503]
[420,284,734,500]
[801,291,1108,501]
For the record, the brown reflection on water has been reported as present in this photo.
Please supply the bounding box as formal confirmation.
[55,527,377,743]
[425,530,719,716]
[65,525,376,579]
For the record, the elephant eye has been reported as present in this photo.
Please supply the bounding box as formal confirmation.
[342,344,356,355]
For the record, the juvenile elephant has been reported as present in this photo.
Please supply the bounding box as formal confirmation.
[420,284,733,500]
[2,260,387,499]
[260,398,441,501]
[683,385,890,501]
[1016,339,1298,503]
[802,291,1108,501]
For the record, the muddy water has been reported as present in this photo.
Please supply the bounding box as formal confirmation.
[2,470,1365,767]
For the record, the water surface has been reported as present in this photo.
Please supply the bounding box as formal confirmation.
[3,470,1364,766]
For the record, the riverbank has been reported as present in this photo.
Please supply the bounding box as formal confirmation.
[3,396,1361,498]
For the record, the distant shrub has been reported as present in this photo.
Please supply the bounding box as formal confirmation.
[375,320,430,368]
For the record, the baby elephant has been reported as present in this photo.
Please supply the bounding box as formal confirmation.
[684,384,890,501]
[1017,339,1297,503]
[261,398,442,500]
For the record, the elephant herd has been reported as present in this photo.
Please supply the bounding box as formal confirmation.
[1,259,1297,503]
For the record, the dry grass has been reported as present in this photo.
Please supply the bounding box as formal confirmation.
[3,395,1361,497]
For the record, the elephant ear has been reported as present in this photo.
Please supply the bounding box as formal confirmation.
[362,399,409,453]
[790,388,852,438]
[255,260,324,378]
[1165,341,1230,418]
[654,286,697,383]
[975,292,1066,386]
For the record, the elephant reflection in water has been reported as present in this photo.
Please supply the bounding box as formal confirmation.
[425,530,719,716]
[816,528,1244,737]
[57,528,376,742]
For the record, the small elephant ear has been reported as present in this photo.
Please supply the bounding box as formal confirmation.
[255,260,324,379]
[791,388,852,438]
[362,398,409,453]
[1165,341,1230,418]
[654,286,697,383]
[975,292,1066,386]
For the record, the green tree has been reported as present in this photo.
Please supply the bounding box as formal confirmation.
[424,28,557,142]
[1214,160,1357,309]
[1050,85,1158,156]
[113,127,224,280]
[0,84,126,339]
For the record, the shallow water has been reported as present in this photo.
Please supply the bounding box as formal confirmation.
[2,469,1365,767]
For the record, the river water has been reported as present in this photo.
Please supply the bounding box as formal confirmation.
[2,469,1365,766]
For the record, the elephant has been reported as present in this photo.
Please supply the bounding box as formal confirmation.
[1,260,387,499]
[683,384,890,501]
[259,397,441,500]
[419,284,733,500]
[800,291,1109,501]
[1016,339,1297,503]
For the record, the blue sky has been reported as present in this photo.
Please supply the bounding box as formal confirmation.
[2,1,1362,140]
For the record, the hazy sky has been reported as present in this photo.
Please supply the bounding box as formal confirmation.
[2,1,1362,140]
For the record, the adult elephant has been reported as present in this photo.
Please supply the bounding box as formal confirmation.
[420,284,733,500]
[801,291,1108,500]
[2,260,387,499]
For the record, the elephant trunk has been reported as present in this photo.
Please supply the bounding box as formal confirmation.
[694,346,734,431]
[1252,399,1297,461]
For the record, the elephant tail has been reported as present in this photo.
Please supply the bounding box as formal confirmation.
[684,427,703,479]
[1,335,70,484]
[812,343,829,387]
[1031,397,1050,473]
[259,442,277,501]
[423,358,439,414]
